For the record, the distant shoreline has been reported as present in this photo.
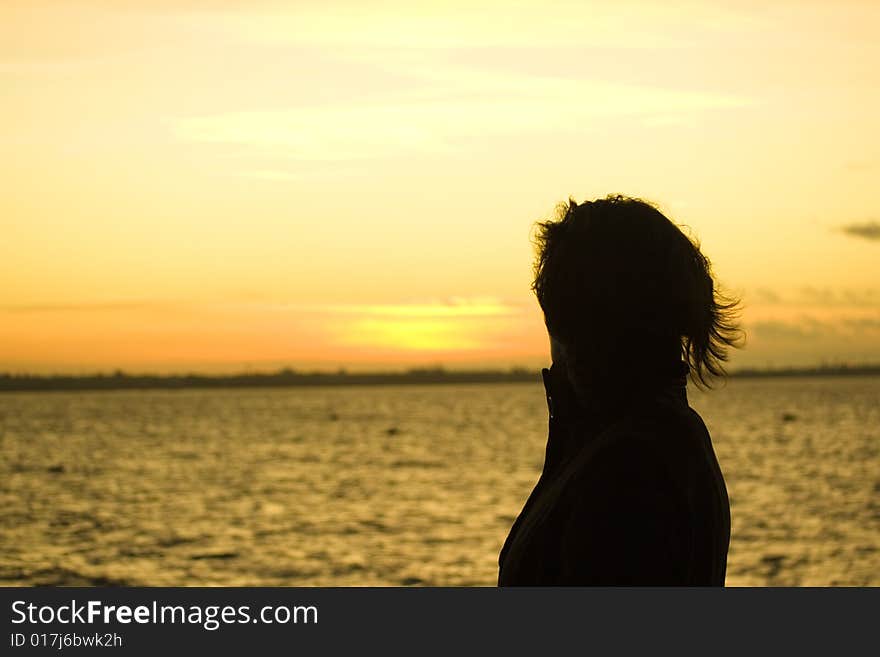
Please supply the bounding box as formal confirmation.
[1,364,878,393]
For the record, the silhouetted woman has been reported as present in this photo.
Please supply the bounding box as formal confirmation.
[498,195,742,586]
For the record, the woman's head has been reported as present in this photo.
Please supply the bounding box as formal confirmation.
[532,195,743,388]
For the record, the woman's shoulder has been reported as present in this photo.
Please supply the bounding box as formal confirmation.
[569,401,711,489]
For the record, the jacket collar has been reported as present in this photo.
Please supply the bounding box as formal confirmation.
[540,360,690,469]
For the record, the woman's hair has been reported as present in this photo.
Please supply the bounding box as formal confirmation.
[531,195,743,387]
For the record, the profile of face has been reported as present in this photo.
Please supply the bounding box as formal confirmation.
[549,335,567,367]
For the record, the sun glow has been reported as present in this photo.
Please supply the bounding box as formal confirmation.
[339,318,483,352]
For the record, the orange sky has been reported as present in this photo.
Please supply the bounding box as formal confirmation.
[2,0,879,373]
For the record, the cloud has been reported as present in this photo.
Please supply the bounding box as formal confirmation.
[1,297,524,319]
[843,160,877,172]
[261,298,525,319]
[0,301,165,314]
[235,169,304,181]
[842,316,880,331]
[840,221,880,241]
[194,0,763,50]
[740,314,880,367]
[751,287,782,304]
[749,318,831,340]
[170,72,750,162]
[744,286,880,308]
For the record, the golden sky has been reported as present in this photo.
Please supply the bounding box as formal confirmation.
[2,0,879,373]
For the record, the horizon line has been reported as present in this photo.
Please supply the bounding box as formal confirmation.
[1,362,879,393]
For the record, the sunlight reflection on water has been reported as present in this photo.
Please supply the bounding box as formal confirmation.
[1,377,877,585]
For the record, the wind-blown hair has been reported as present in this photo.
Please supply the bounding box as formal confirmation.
[532,195,743,388]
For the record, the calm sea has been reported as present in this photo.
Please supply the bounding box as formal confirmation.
[1,376,878,586]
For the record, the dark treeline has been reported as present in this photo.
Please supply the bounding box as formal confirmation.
[0,367,540,392]
[1,364,879,392]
